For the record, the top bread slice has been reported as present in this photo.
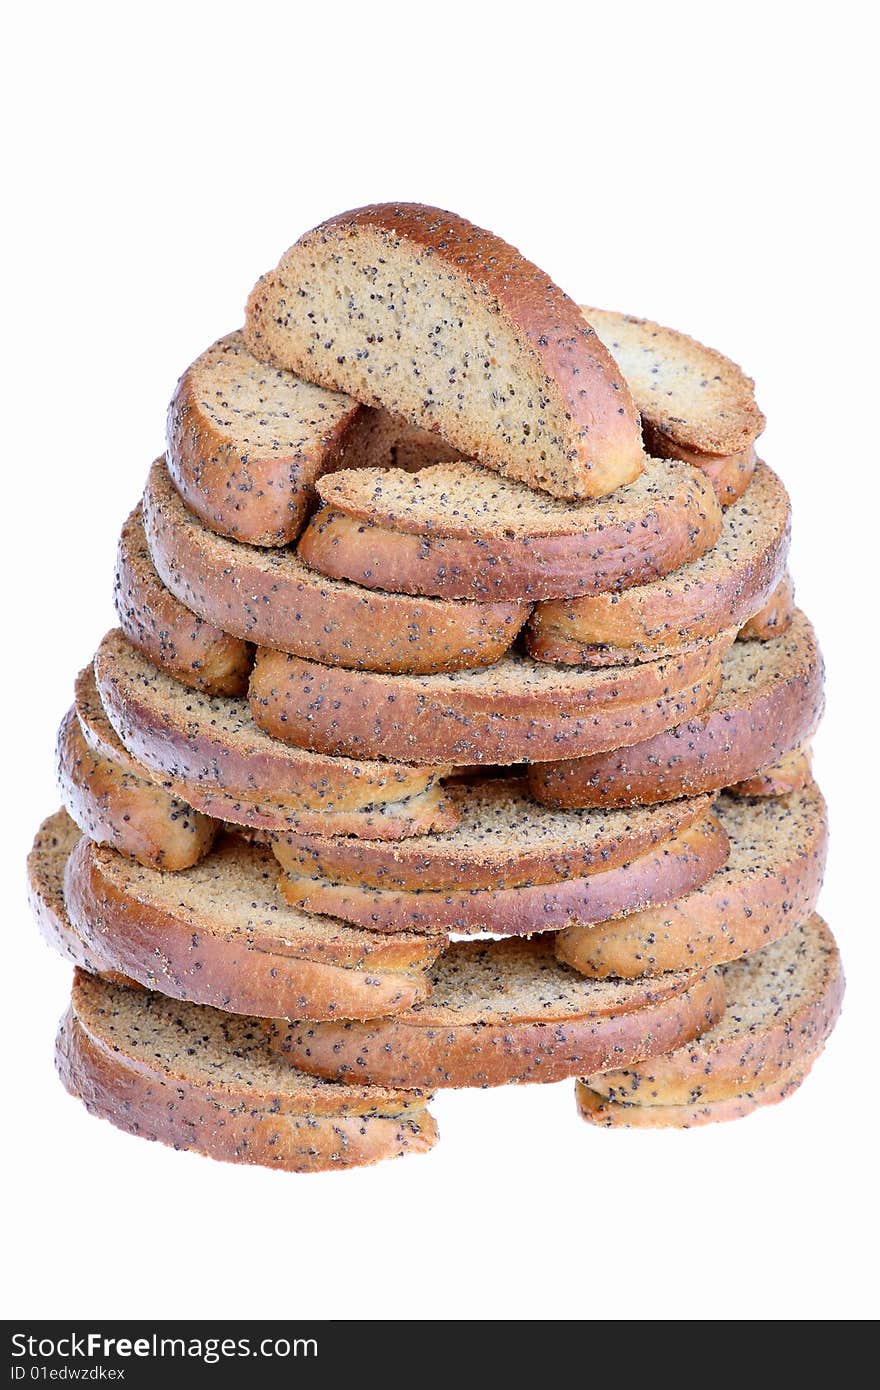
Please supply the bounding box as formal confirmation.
[586,307,765,504]
[526,462,791,664]
[58,971,437,1172]
[245,203,646,500]
[297,456,722,602]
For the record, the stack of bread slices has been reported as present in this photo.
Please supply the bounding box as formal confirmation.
[29,203,842,1171]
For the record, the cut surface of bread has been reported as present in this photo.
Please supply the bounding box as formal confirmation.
[59,971,436,1171]
[115,505,254,695]
[739,571,795,641]
[526,463,790,664]
[249,635,729,765]
[27,810,127,979]
[57,705,217,871]
[556,783,827,977]
[298,457,722,602]
[273,778,714,891]
[65,833,444,1020]
[143,458,527,674]
[95,630,455,838]
[272,936,724,1088]
[245,204,646,500]
[279,812,729,937]
[579,913,842,1110]
[585,306,765,504]
[528,610,822,807]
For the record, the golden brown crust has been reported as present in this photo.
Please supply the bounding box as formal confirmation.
[64,836,440,1020]
[115,506,254,696]
[528,613,822,807]
[57,706,217,871]
[27,810,129,981]
[57,994,437,1171]
[526,463,790,662]
[738,571,795,641]
[574,1063,813,1128]
[555,785,828,977]
[245,204,645,500]
[272,784,713,892]
[143,459,528,675]
[278,813,730,936]
[298,461,722,603]
[271,971,724,1089]
[248,638,728,765]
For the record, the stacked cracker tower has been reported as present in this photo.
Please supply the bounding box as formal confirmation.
[28,204,842,1169]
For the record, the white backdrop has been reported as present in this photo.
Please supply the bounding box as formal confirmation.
[3,0,876,1321]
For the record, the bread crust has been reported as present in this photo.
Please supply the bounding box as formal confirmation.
[278,813,730,936]
[249,638,728,765]
[297,460,722,602]
[272,782,713,891]
[555,784,828,977]
[574,1064,812,1128]
[730,743,812,797]
[528,612,822,807]
[64,836,442,1020]
[27,810,129,980]
[143,459,528,675]
[57,706,217,871]
[271,970,724,1088]
[526,463,790,662]
[115,505,254,695]
[738,571,795,640]
[245,204,645,500]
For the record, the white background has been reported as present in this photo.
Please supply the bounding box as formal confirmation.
[2,0,877,1322]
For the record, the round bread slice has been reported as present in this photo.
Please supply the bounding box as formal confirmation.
[575,1064,815,1128]
[577,913,843,1122]
[555,783,827,977]
[58,970,437,1171]
[279,812,729,937]
[65,833,444,1020]
[115,505,254,696]
[245,203,646,501]
[143,457,527,674]
[273,778,714,891]
[57,705,217,871]
[528,610,822,807]
[27,810,128,980]
[249,634,729,766]
[526,463,790,664]
[585,306,765,505]
[272,937,724,1088]
[297,457,722,601]
[739,571,795,641]
[95,630,456,838]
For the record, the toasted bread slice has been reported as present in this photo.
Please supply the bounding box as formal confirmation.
[95,630,456,838]
[577,914,843,1125]
[245,203,645,500]
[575,1065,814,1128]
[249,633,729,766]
[298,457,721,601]
[528,611,822,807]
[585,306,765,504]
[271,936,724,1088]
[526,463,790,664]
[143,458,528,675]
[279,812,729,937]
[58,971,436,1171]
[739,571,795,640]
[556,783,827,977]
[65,833,444,1020]
[27,810,128,980]
[115,505,254,695]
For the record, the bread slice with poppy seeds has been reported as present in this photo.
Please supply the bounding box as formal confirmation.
[270,937,724,1088]
[58,971,437,1171]
[585,306,765,504]
[576,914,843,1126]
[27,810,129,980]
[65,833,444,1020]
[115,505,254,695]
[249,634,730,766]
[738,571,795,641]
[298,457,722,602]
[730,743,812,798]
[526,462,790,664]
[143,457,528,675]
[556,783,827,977]
[245,203,646,501]
[528,611,822,808]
